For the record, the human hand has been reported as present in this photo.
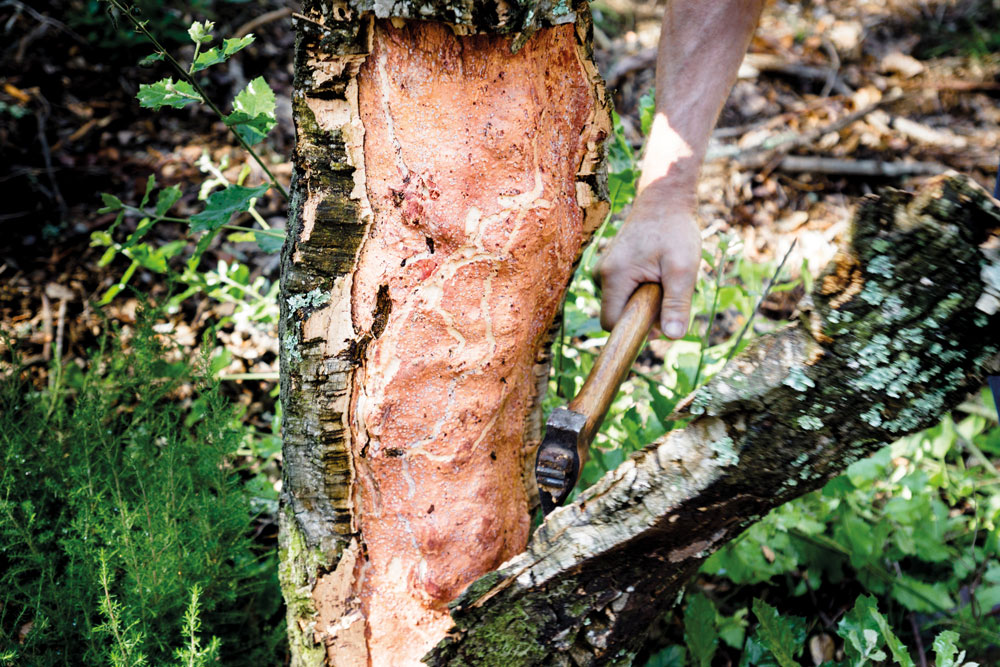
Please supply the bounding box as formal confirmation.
[594,186,701,339]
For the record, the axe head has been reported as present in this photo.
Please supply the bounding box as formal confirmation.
[535,407,588,515]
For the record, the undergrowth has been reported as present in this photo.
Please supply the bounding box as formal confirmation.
[0,308,283,666]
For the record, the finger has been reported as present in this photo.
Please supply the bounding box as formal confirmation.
[599,272,638,332]
[659,256,697,339]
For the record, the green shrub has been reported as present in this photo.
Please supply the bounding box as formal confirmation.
[0,310,282,666]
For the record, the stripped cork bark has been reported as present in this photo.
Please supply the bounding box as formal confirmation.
[279,1,610,664]
[281,0,1000,663]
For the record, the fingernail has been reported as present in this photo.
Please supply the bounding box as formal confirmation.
[664,320,686,339]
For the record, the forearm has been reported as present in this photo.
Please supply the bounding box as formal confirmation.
[639,0,765,194]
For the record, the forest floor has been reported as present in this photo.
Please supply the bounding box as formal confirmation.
[4,0,999,380]
[1,0,999,662]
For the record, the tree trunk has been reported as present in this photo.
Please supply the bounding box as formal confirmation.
[279,1,609,664]
[279,1,1000,664]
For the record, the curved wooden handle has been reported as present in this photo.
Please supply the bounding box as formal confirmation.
[568,282,663,444]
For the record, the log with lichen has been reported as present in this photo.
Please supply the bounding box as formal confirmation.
[425,174,1000,666]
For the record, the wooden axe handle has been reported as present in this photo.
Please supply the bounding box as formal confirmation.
[568,282,663,447]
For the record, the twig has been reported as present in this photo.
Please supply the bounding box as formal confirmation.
[740,52,853,96]
[234,7,293,39]
[219,371,279,381]
[957,400,999,422]
[33,94,68,221]
[725,239,797,363]
[55,298,66,363]
[819,39,841,98]
[40,293,52,362]
[776,155,948,177]
[909,612,928,667]
[710,92,903,164]
[605,47,657,90]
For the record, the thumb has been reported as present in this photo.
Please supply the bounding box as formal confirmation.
[659,256,696,339]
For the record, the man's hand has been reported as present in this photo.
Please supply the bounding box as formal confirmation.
[596,187,700,339]
[595,0,764,336]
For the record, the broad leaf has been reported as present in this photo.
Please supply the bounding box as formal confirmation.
[137,79,200,110]
[191,35,255,73]
[751,599,801,667]
[255,229,284,253]
[189,184,268,232]
[98,193,124,213]
[838,596,888,666]
[155,185,183,217]
[224,77,276,145]
[684,593,718,667]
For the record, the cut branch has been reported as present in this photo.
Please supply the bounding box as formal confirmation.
[427,174,1000,665]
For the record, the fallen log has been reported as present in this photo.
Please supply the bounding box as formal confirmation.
[427,173,1000,665]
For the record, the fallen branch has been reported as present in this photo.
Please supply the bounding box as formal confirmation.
[427,174,1000,665]
[776,155,948,177]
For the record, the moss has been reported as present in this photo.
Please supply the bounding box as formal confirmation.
[871,238,891,253]
[688,388,712,416]
[278,507,329,667]
[283,330,302,363]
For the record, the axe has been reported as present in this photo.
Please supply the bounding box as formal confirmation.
[535,282,663,515]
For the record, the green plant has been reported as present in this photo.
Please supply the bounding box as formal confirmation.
[0,308,283,666]
[92,6,285,326]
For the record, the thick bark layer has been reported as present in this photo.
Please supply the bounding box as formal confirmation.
[426,174,1000,666]
[280,3,609,665]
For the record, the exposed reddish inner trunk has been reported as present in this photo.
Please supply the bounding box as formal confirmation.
[347,20,600,663]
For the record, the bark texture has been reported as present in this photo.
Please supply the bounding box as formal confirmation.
[280,2,609,665]
[425,174,1000,666]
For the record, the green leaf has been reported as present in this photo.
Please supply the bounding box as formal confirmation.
[224,77,276,145]
[138,52,165,67]
[838,596,888,666]
[188,20,215,44]
[931,630,970,667]
[189,184,268,232]
[647,645,687,667]
[98,193,124,213]
[751,599,801,667]
[891,575,955,613]
[684,593,718,667]
[255,229,284,253]
[138,174,155,209]
[191,35,255,73]
[639,87,656,136]
[137,79,200,110]
[861,595,915,667]
[155,185,183,217]
[718,609,749,649]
